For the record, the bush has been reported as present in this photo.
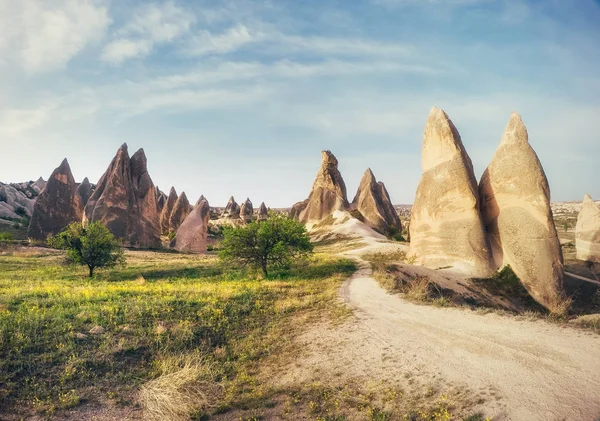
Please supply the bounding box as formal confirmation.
[48,222,125,277]
[219,214,313,277]
[15,206,27,217]
[0,232,14,242]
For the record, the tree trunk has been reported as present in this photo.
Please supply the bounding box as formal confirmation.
[261,262,268,278]
[88,266,94,277]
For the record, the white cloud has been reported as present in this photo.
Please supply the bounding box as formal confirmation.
[0,0,110,74]
[101,1,194,64]
[185,24,258,55]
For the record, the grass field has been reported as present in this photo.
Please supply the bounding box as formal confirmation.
[0,246,356,419]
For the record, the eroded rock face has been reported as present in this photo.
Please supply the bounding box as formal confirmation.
[0,179,45,220]
[409,107,494,277]
[290,199,308,220]
[170,198,210,253]
[575,194,600,262]
[168,192,191,234]
[28,159,80,240]
[75,178,94,218]
[160,187,178,235]
[352,168,401,234]
[479,112,564,310]
[84,144,161,248]
[257,202,268,220]
[240,198,253,222]
[297,150,349,223]
[156,187,167,213]
[222,196,240,219]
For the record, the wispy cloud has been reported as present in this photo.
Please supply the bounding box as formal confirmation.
[185,24,259,55]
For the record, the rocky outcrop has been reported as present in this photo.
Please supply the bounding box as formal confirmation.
[257,202,268,220]
[240,198,253,222]
[296,150,349,223]
[409,107,494,277]
[479,112,564,310]
[351,168,401,235]
[170,197,210,253]
[222,196,240,219]
[575,194,600,262]
[160,187,178,234]
[75,178,93,216]
[168,192,191,234]
[290,199,308,220]
[0,179,45,220]
[28,159,80,240]
[156,187,167,213]
[84,144,161,248]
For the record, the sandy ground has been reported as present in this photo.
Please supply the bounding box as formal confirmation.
[281,238,600,421]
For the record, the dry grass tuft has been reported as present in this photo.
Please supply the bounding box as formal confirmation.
[138,352,218,421]
[405,276,431,301]
[546,294,573,319]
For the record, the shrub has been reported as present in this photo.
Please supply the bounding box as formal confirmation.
[48,222,125,277]
[0,232,14,242]
[219,213,313,277]
[14,206,27,217]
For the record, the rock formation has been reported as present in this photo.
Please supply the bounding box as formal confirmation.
[290,199,308,220]
[168,192,191,234]
[170,197,210,253]
[351,168,401,235]
[156,187,167,213]
[575,194,600,262]
[160,187,177,234]
[409,107,494,277]
[28,159,80,240]
[75,178,93,216]
[222,196,240,219]
[83,144,161,248]
[295,150,349,223]
[0,179,45,220]
[240,198,253,222]
[479,112,564,310]
[257,202,268,220]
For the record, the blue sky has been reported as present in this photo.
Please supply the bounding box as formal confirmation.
[0,0,598,207]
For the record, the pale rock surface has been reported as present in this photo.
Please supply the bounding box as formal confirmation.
[160,187,178,234]
[351,168,401,235]
[0,180,44,220]
[409,107,494,277]
[575,194,600,262]
[170,197,210,253]
[257,202,268,220]
[222,196,240,219]
[240,198,253,222]
[479,112,564,310]
[290,199,308,220]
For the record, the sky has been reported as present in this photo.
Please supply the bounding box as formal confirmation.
[0,0,598,207]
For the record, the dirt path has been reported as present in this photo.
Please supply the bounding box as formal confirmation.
[283,243,600,421]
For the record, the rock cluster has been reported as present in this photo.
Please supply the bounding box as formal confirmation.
[240,198,253,222]
[222,196,240,219]
[409,107,494,277]
[479,112,564,310]
[351,168,401,235]
[170,197,210,253]
[83,144,161,248]
[168,192,192,234]
[160,187,178,235]
[575,194,600,262]
[0,179,45,220]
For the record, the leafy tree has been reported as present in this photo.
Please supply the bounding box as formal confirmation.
[48,222,125,277]
[219,214,313,277]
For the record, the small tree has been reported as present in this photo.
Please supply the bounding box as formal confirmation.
[219,214,313,277]
[48,222,125,277]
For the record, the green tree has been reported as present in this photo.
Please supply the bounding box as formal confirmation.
[219,214,313,277]
[48,222,125,277]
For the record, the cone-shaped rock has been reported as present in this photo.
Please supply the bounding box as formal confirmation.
[479,112,564,310]
[290,199,308,219]
[156,187,167,213]
[298,150,349,223]
[575,194,600,262]
[84,144,161,248]
[240,198,253,222]
[28,159,80,240]
[169,192,191,234]
[170,198,210,253]
[409,107,494,277]
[75,178,93,216]
[352,168,401,234]
[257,202,268,220]
[223,196,240,219]
[160,187,178,234]
[33,177,47,193]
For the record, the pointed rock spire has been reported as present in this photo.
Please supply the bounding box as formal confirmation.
[28,158,80,240]
[223,196,240,219]
[170,197,211,253]
[75,177,94,216]
[296,150,349,223]
[351,168,401,235]
[160,187,178,234]
[257,202,268,220]
[240,198,253,222]
[409,107,494,277]
[169,192,191,234]
[479,112,565,311]
[575,194,600,263]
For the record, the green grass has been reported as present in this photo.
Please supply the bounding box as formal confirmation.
[0,247,356,417]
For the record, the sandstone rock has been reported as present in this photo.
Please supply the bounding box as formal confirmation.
[479,112,565,310]
[170,197,210,253]
[222,196,240,219]
[575,194,600,262]
[84,144,161,248]
[257,202,268,220]
[33,177,46,193]
[89,325,105,335]
[409,107,494,277]
[75,178,93,217]
[156,187,167,213]
[168,192,191,234]
[297,150,349,223]
[290,199,308,220]
[160,187,178,235]
[0,180,42,219]
[27,159,80,240]
[240,198,253,222]
[351,168,401,235]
